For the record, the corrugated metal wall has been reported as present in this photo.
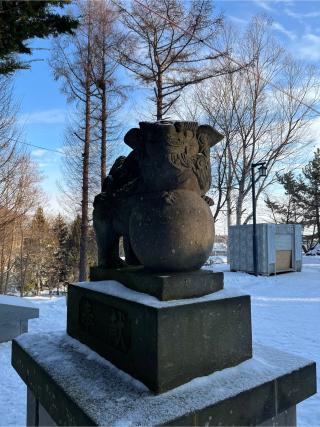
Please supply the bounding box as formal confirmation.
[229,224,302,275]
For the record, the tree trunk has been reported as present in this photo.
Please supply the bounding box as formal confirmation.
[4,223,15,294]
[236,190,244,225]
[156,72,163,120]
[19,223,24,297]
[226,146,232,263]
[227,145,232,229]
[316,206,320,243]
[100,81,107,188]
[0,239,5,294]
[100,34,107,188]
[226,194,232,263]
[79,13,92,282]
[79,80,91,281]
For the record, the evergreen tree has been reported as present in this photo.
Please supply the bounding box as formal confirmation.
[68,215,81,281]
[265,172,304,224]
[29,207,54,294]
[0,1,78,74]
[52,214,70,294]
[31,207,47,292]
[67,214,97,282]
[297,149,320,243]
[14,207,53,295]
[267,150,320,246]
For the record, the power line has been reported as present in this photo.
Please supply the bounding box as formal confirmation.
[113,0,320,117]
[14,1,320,158]
[14,139,67,156]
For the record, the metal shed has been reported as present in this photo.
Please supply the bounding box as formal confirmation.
[229,224,302,275]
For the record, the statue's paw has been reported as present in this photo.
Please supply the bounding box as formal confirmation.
[101,258,128,269]
[113,258,128,268]
[161,191,177,205]
[202,195,214,206]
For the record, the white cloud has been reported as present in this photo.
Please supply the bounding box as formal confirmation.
[227,15,249,26]
[272,21,296,40]
[253,0,275,12]
[276,0,294,5]
[38,162,49,168]
[308,116,320,143]
[284,8,320,19]
[31,148,46,157]
[295,33,320,61]
[18,108,67,125]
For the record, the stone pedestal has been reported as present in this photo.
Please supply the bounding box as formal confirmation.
[67,281,252,392]
[26,388,297,427]
[11,269,317,426]
[12,332,315,426]
[0,295,39,343]
[90,266,223,300]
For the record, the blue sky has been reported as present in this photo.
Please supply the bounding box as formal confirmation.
[13,0,320,216]
[216,0,320,61]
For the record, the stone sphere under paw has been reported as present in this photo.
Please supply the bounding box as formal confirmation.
[129,190,215,271]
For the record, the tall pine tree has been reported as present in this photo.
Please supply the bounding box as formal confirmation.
[68,215,81,281]
[0,1,78,74]
[52,214,70,294]
[267,149,320,247]
[16,207,54,295]
[298,149,320,244]
[265,172,304,225]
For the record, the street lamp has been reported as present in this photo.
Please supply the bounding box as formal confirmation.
[251,162,267,276]
[258,164,267,178]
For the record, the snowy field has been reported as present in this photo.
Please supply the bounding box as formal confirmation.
[0,257,319,426]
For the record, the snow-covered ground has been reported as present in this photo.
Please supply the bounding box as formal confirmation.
[0,297,66,426]
[213,257,320,426]
[0,257,319,426]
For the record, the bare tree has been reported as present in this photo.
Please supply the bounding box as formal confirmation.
[52,0,125,280]
[51,1,95,281]
[117,0,231,120]
[0,77,19,216]
[0,157,42,294]
[58,114,101,217]
[90,0,126,187]
[192,16,319,225]
[0,76,42,293]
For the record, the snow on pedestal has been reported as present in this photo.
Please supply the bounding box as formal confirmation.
[12,331,315,426]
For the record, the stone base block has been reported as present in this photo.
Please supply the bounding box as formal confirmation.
[67,281,252,393]
[260,406,296,426]
[90,266,223,300]
[26,388,297,427]
[12,332,316,426]
[27,388,56,427]
[0,320,28,343]
[0,295,39,343]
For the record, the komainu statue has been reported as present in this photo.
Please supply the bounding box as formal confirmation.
[93,121,223,272]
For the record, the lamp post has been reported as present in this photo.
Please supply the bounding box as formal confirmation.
[251,162,267,276]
